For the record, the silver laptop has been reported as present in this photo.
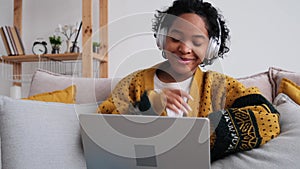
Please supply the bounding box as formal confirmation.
[79,114,211,169]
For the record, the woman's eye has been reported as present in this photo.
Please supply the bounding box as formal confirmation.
[193,42,202,47]
[170,37,180,42]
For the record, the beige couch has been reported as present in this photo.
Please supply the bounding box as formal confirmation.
[0,67,299,169]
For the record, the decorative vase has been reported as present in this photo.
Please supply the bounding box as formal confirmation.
[65,40,72,53]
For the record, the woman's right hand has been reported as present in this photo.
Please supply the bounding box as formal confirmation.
[161,88,193,115]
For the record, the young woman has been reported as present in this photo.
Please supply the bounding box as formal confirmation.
[98,0,280,162]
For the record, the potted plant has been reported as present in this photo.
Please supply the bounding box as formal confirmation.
[49,35,62,54]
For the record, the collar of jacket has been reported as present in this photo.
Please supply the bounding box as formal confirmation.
[142,61,204,117]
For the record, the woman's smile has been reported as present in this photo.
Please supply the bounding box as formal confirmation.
[170,52,197,65]
[177,56,195,64]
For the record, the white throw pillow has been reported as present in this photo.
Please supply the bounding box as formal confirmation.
[0,96,97,169]
[212,93,300,169]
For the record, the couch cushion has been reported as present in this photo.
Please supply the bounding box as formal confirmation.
[28,69,120,104]
[211,93,300,169]
[24,85,76,103]
[237,71,272,102]
[269,67,300,100]
[0,96,97,169]
[278,78,300,105]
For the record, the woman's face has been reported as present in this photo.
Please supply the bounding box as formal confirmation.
[164,13,209,76]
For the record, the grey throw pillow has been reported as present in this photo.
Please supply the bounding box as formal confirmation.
[0,96,89,169]
[269,67,300,99]
[237,71,273,102]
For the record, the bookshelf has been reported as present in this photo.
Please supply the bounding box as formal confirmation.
[2,0,109,86]
[2,53,108,63]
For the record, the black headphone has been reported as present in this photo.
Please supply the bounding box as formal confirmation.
[156,14,221,66]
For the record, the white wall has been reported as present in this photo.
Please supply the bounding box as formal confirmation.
[215,0,300,77]
[108,0,300,78]
[1,0,300,96]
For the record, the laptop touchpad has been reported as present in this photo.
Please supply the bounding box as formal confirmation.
[134,144,157,167]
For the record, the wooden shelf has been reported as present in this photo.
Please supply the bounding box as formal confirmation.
[3,0,109,87]
[2,53,80,63]
[2,53,107,63]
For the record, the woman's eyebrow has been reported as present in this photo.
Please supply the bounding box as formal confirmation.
[169,29,183,36]
[192,34,206,39]
[169,29,206,39]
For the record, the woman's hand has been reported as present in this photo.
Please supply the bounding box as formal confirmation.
[161,88,193,115]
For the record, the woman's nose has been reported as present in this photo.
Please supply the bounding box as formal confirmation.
[178,42,192,54]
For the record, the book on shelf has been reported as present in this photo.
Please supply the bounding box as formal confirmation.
[0,25,25,56]
[14,26,25,55]
[0,27,11,55]
[5,26,17,55]
[0,26,15,55]
[10,26,24,55]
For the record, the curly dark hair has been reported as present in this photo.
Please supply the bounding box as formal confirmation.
[152,0,230,58]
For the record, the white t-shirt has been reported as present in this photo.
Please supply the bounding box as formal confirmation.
[154,74,193,117]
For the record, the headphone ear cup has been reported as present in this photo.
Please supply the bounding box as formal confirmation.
[156,27,167,50]
[204,37,220,65]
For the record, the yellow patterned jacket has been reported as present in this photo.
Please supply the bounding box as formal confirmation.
[98,63,280,162]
